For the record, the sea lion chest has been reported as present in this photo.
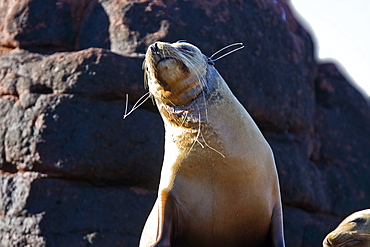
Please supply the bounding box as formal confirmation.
[155,74,276,246]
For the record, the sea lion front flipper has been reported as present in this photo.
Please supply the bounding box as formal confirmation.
[151,191,178,247]
[268,204,285,247]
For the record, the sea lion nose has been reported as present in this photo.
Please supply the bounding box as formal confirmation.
[151,43,159,53]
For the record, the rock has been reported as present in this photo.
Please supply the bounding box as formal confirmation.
[0,0,369,246]
[313,63,370,215]
[0,172,155,246]
[0,172,45,246]
[0,48,163,188]
[0,0,74,51]
[26,177,155,247]
[283,206,343,247]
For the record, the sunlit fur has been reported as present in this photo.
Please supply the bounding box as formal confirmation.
[140,41,285,247]
[143,41,207,106]
[323,209,370,247]
[143,41,213,151]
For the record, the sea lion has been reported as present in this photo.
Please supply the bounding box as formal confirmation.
[139,41,285,247]
[323,209,370,247]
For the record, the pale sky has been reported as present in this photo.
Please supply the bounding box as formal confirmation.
[291,0,370,97]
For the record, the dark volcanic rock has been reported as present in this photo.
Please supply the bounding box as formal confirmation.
[0,172,155,246]
[0,0,110,52]
[313,63,370,215]
[283,206,343,247]
[0,48,162,187]
[0,172,45,246]
[0,0,74,50]
[0,0,369,246]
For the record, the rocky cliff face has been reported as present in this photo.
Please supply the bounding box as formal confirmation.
[0,0,369,246]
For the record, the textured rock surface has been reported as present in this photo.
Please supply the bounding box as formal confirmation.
[0,48,163,187]
[0,0,369,246]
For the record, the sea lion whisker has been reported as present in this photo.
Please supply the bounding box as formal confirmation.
[195,99,224,158]
[184,55,207,89]
[209,43,244,60]
[200,131,225,158]
[199,74,209,123]
[123,92,151,119]
[208,43,244,64]
[189,105,224,157]
[200,91,209,123]
[196,139,205,148]
[186,105,203,154]
[187,121,202,155]
[163,47,173,60]
[188,61,207,100]
[176,55,208,108]
[180,111,189,127]
[166,98,177,107]
[189,61,209,122]
[143,70,149,88]
[182,54,210,122]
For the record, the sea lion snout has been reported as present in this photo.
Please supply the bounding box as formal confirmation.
[144,41,208,107]
[148,42,170,65]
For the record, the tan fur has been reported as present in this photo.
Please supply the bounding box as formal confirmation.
[323,209,370,247]
[140,41,285,247]
[144,42,206,107]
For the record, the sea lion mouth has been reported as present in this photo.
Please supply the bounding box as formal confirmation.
[337,239,363,247]
[157,57,175,65]
[156,56,189,75]
[327,237,364,247]
[156,55,186,67]
[158,57,171,62]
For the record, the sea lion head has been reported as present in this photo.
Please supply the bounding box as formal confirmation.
[143,41,209,107]
[323,209,370,247]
